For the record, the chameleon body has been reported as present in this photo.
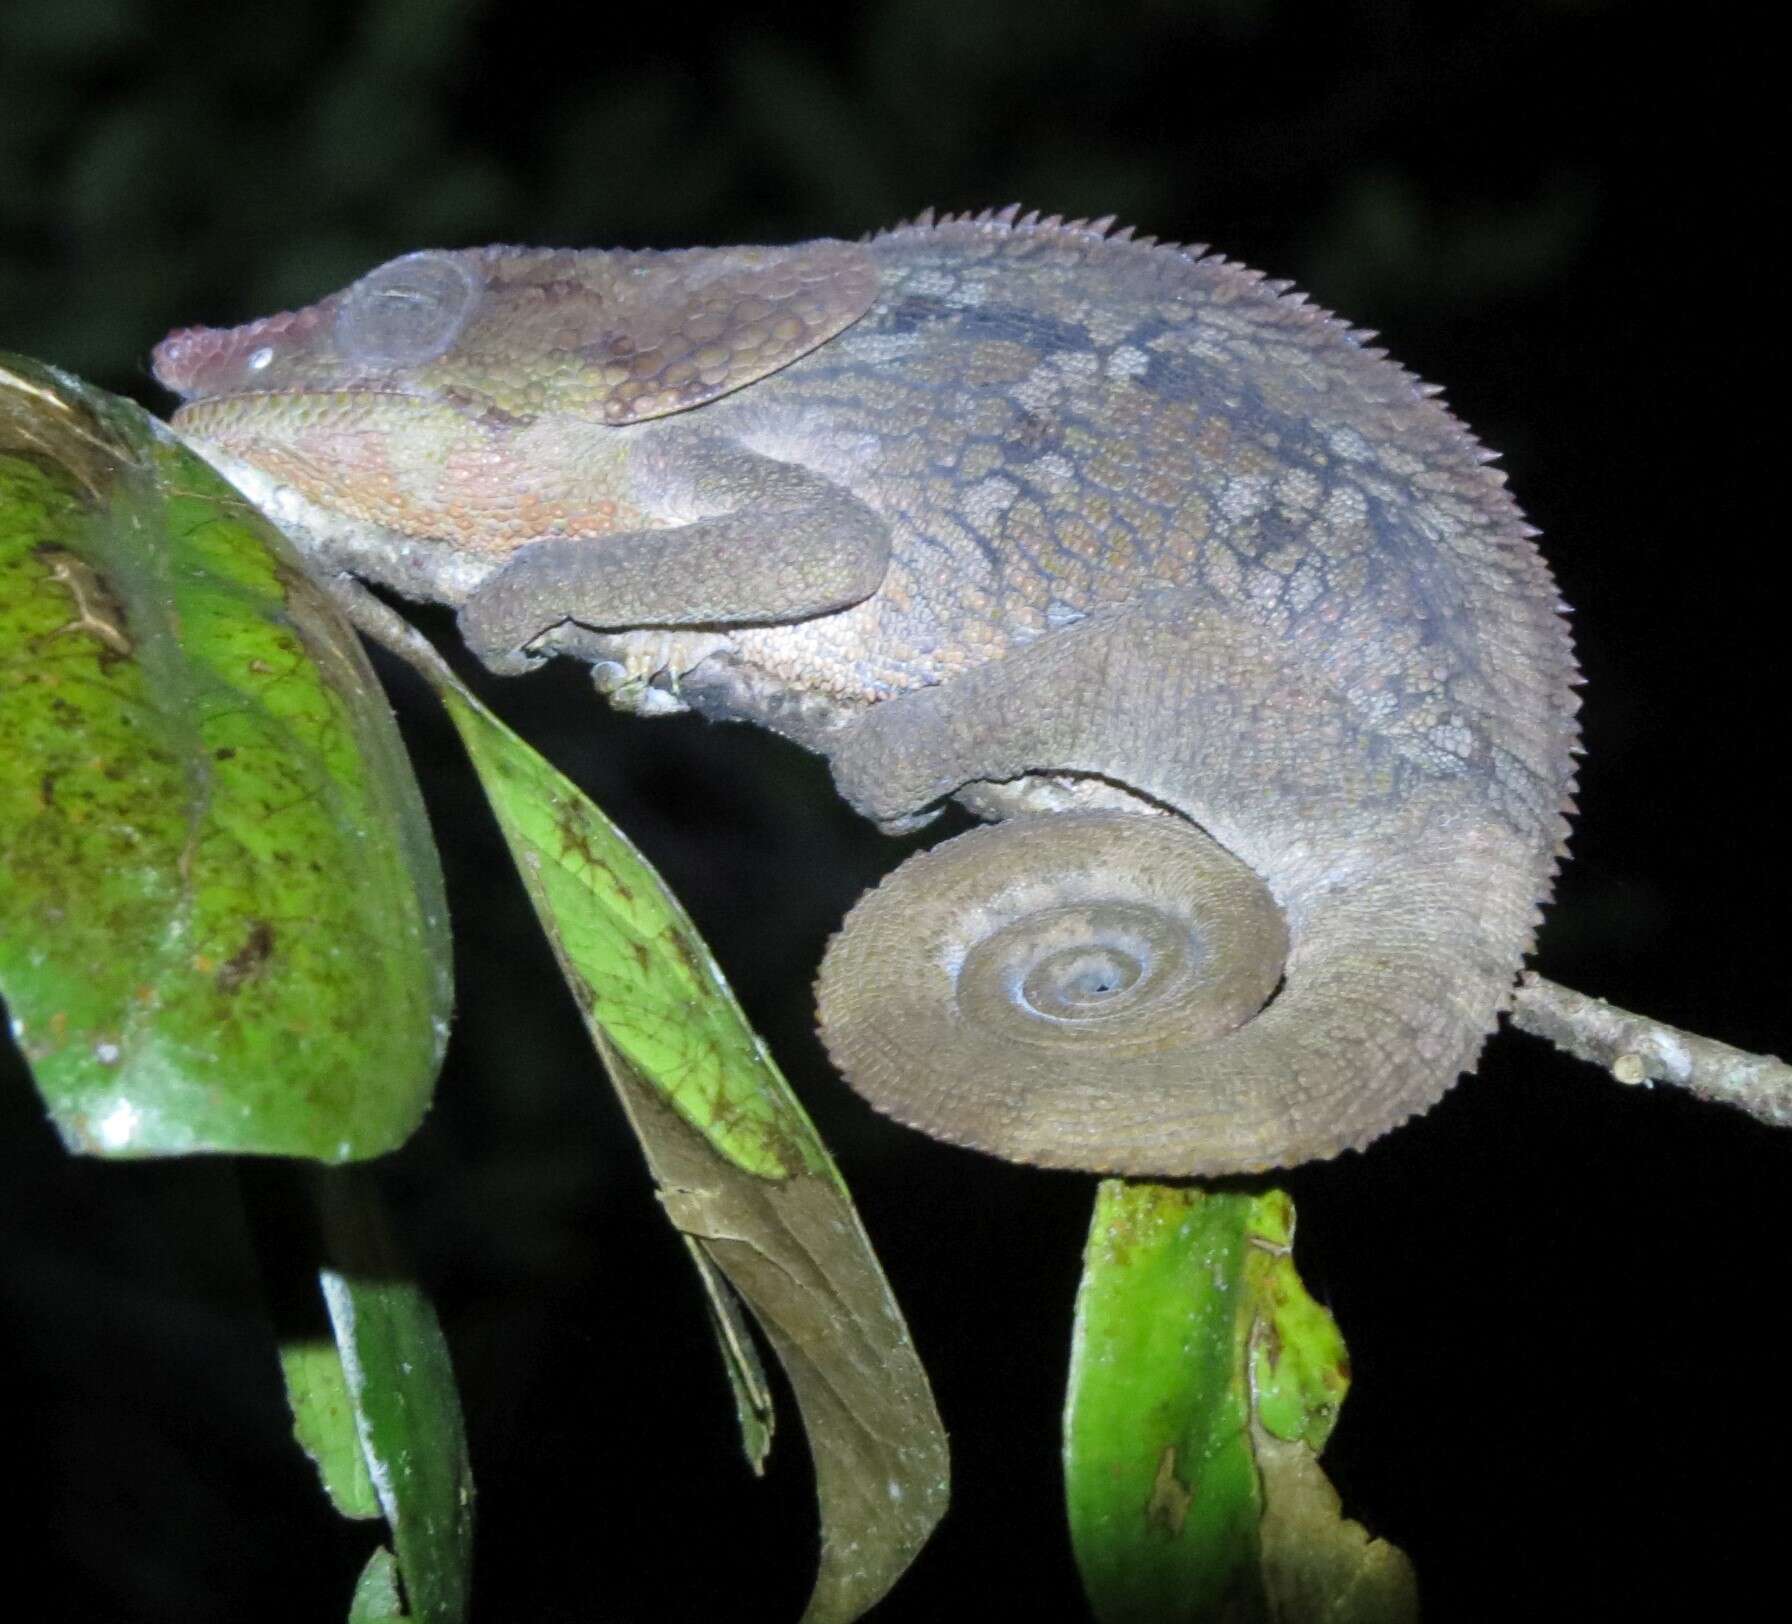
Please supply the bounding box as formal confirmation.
[152,207,1579,1175]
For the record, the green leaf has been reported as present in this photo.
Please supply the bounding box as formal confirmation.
[0,355,451,1160]
[347,1548,407,1622]
[682,1231,777,1475]
[425,668,947,1624]
[1240,1193,1349,1452]
[257,1161,470,1619]
[445,682,829,1184]
[315,1171,474,1624]
[1064,1181,1415,1624]
[283,1324,382,1520]
[1066,1183,1262,1621]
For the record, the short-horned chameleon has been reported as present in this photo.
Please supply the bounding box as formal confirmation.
[152,206,1580,1176]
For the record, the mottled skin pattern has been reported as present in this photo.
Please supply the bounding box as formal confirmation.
[153,207,1580,1175]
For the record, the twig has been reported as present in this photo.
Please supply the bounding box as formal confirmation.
[321,571,462,689]
[1510,973,1792,1130]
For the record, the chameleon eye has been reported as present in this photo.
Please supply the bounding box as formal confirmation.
[335,250,481,367]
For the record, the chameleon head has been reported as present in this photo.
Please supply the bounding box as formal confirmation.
[152,250,526,549]
[153,240,882,555]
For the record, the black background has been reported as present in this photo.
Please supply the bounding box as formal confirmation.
[2,3,1785,1621]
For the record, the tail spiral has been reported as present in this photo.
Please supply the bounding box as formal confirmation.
[816,806,1522,1174]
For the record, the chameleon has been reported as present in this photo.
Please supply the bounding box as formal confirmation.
[151,205,1580,1176]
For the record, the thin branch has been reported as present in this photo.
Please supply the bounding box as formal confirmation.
[323,572,462,690]
[1510,973,1792,1130]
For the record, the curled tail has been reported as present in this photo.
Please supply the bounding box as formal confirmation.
[815,801,1550,1175]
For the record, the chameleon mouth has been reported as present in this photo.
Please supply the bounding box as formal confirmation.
[165,383,433,435]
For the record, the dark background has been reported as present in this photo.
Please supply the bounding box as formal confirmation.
[2,2,1785,1621]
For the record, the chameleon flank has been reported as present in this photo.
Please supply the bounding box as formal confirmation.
[153,207,1580,1175]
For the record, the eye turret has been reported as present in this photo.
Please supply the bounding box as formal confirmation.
[334,251,483,368]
